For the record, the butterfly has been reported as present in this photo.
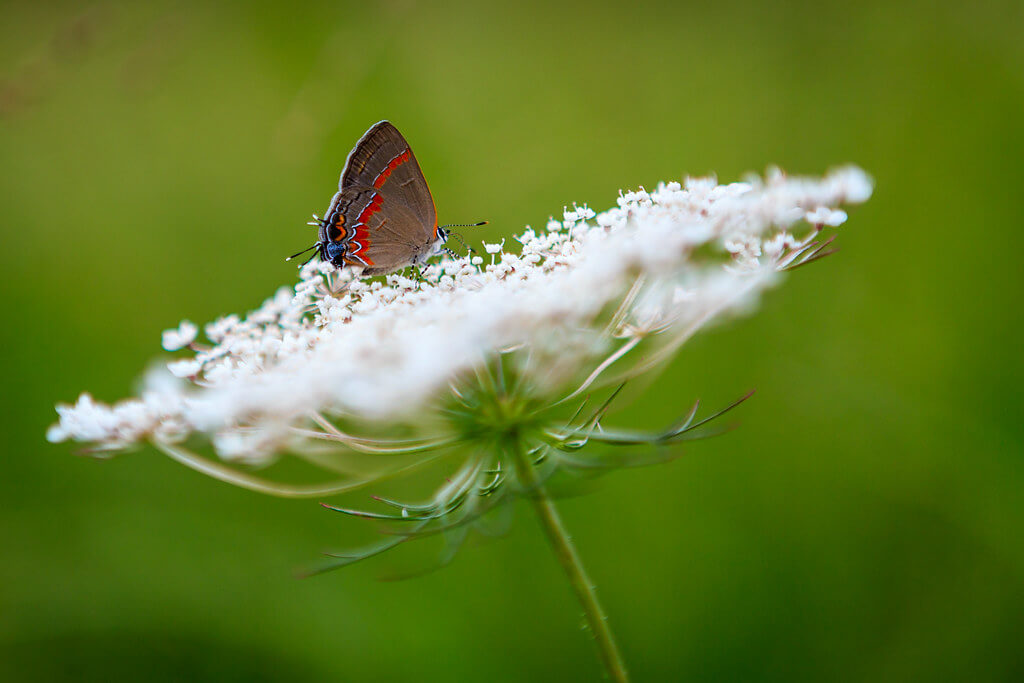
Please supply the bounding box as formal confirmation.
[289,121,482,275]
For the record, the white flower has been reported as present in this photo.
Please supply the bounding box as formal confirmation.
[161,320,198,351]
[806,207,848,226]
[167,359,202,378]
[49,166,872,468]
[763,232,801,259]
[204,315,240,344]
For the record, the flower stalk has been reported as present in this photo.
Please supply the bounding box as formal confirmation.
[506,428,630,683]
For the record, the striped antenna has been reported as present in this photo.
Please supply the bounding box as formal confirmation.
[286,243,318,262]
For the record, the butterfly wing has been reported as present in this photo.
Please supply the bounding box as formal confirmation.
[320,185,433,275]
[339,121,437,242]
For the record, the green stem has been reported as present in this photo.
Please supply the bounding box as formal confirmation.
[506,431,630,683]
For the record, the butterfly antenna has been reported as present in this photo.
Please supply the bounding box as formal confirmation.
[438,221,487,229]
[299,249,320,267]
[286,243,319,262]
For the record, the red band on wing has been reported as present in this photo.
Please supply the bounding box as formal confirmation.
[346,247,374,267]
[348,229,374,266]
[346,193,384,266]
[356,193,384,224]
[372,149,411,189]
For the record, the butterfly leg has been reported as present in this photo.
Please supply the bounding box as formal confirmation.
[445,230,476,255]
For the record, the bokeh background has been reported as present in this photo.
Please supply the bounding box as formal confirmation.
[3,0,1022,680]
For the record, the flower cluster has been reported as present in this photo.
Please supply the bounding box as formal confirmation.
[48,167,871,549]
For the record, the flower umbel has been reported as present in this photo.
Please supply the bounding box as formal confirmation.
[48,163,872,550]
[49,165,871,682]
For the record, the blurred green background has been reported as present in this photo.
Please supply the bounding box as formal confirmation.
[3,0,1022,680]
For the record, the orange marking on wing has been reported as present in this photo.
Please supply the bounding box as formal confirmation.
[372,149,411,189]
[332,214,346,241]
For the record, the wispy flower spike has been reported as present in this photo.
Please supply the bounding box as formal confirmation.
[549,389,753,449]
[49,164,871,683]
